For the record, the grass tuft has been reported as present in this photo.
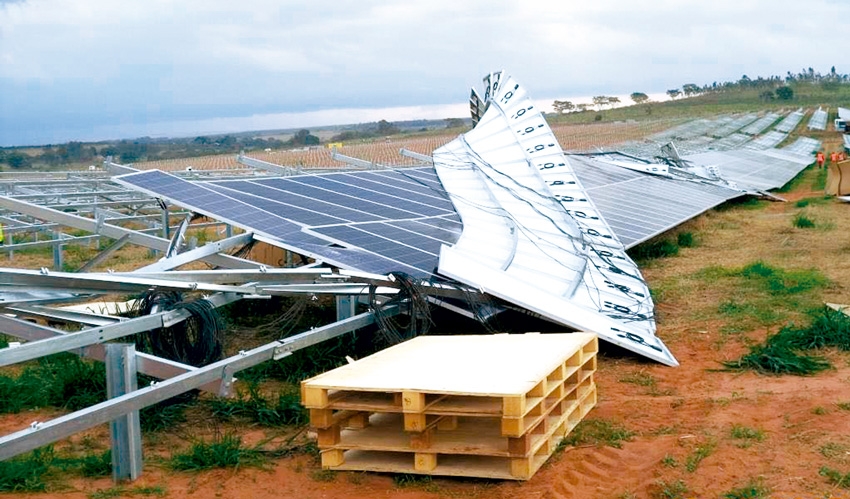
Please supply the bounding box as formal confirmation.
[685,440,716,472]
[676,232,696,248]
[722,479,770,498]
[737,261,827,295]
[393,474,434,487]
[724,308,850,375]
[0,353,106,414]
[562,419,635,448]
[169,433,264,471]
[210,383,307,427]
[629,240,679,261]
[793,212,816,228]
[651,479,688,499]
[730,425,765,447]
[820,466,850,488]
[0,447,54,492]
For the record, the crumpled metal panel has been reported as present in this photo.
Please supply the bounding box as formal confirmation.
[433,71,678,366]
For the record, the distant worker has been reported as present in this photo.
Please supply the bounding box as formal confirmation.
[817,151,826,168]
[0,224,4,246]
[831,151,839,164]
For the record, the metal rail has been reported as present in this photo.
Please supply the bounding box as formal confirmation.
[0,306,398,460]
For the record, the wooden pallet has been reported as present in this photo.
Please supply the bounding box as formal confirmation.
[301,333,598,480]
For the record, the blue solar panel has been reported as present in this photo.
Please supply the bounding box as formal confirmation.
[114,170,326,246]
[255,178,422,220]
[115,168,460,278]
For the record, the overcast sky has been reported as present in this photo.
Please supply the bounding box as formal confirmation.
[1,0,847,146]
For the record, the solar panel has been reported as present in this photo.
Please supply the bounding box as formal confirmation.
[711,114,759,138]
[683,149,811,191]
[808,108,828,130]
[571,156,742,247]
[741,113,781,135]
[745,130,788,150]
[774,110,805,133]
[116,168,462,279]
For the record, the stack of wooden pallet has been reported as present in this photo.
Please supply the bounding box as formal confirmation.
[301,332,597,480]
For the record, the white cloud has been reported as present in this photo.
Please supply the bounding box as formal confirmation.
[2,0,850,145]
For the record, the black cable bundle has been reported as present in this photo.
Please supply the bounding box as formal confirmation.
[133,290,224,367]
[373,271,433,345]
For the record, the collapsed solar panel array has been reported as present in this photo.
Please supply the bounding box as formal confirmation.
[115,71,818,367]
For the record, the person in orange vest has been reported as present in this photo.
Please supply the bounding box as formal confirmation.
[831,151,839,164]
[816,151,825,168]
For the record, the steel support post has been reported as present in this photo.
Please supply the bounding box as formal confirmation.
[105,344,142,481]
[336,295,357,321]
[160,209,169,240]
[52,231,63,271]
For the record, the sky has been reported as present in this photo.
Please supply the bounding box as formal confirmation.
[1,0,848,147]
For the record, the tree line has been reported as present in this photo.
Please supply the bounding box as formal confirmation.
[551,65,847,114]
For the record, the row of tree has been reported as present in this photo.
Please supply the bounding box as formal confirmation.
[552,65,843,114]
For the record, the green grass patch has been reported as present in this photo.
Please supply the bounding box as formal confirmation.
[820,466,850,488]
[697,262,828,333]
[661,454,678,467]
[730,425,765,447]
[392,474,436,489]
[54,449,112,477]
[140,399,190,432]
[628,239,679,261]
[562,419,635,449]
[716,196,769,210]
[676,231,696,248]
[724,308,850,375]
[237,334,365,384]
[723,479,770,498]
[0,446,112,492]
[685,440,716,473]
[210,383,307,427]
[837,401,850,411]
[737,261,827,295]
[0,447,54,492]
[169,433,264,471]
[0,353,106,414]
[793,212,816,228]
[651,479,688,499]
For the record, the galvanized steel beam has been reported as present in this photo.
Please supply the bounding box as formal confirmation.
[0,306,398,460]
